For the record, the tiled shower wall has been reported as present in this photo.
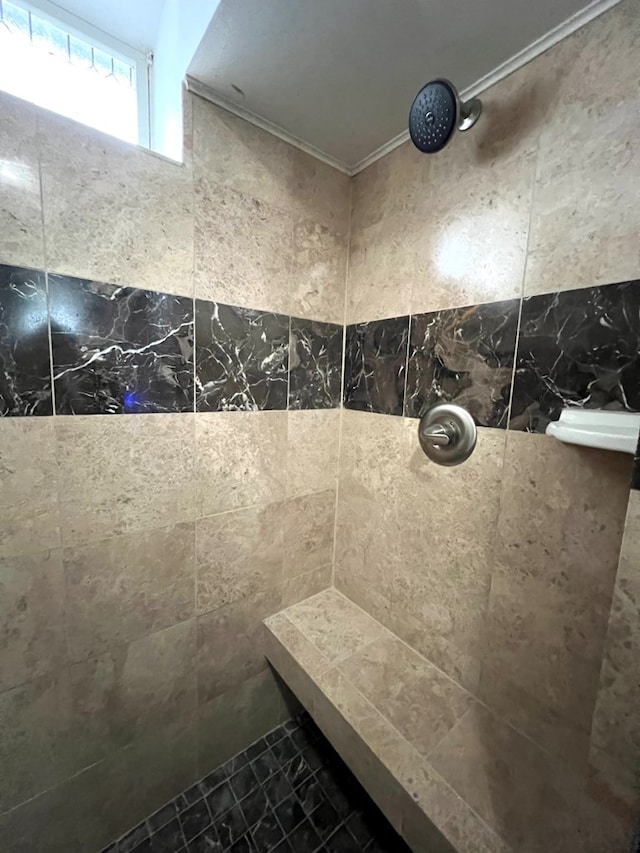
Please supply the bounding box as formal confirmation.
[0,89,349,851]
[336,1,640,849]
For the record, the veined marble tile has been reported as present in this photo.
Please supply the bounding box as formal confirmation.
[0,264,51,416]
[343,316,409,416]
[195,300,289,412]
[49,274,194,415]
[510,281,640,432]
[288,317,342,410]
[405,299,519,427]
[0,92,43,270]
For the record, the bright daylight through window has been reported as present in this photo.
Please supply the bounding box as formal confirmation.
[0,0,149,146]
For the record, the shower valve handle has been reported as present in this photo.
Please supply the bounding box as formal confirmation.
[419,423,452,446]
[418,404,477,466]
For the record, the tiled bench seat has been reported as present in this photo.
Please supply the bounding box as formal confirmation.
[263,589,507,853]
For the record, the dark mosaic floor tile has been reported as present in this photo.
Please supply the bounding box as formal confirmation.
[264,770,294,808]
[343,316,409,416]
[270,736,298,765]
[119,822,149,853]
[286,818,322,853]
[49,274,194,415]
[225,751,250,775]
[282,753,312,788]
[315,768,353,818]
[195,301,288,412]
[296,776,327,816]
[510,281,640,433]
[245,738,268,762]
[0,264,52,416]
[249,809,285,853]
[206,781,236,820]
[147,801,178,834]
[288,317,343,410]
[177,782,206,813]
[216,803,247,849]
[180,799,212,842]
[324,825,362,853]
[187,826,223,853]
[252,749,279,784]
[345,811,373,847]
[265,727,286,748]
[290,725,317,753]
[230,764,259,801]
[309,800,341,841]
[301,743,325,773]
[239,787,269,829]
[200,766,228,797]
[147,817,186,853]
[271,841,293,853]
[228,835,257,853]
[404,299,519,427]
[274,793,306,835]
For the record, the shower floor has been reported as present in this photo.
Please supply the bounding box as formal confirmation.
[100,710,412,853]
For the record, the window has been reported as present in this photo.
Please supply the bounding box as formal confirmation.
[0,0,150,146]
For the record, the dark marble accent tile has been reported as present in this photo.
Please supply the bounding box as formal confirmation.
[147,817,186,852]
[265,727,286,748]
[180,799,212,842]
[252,749,279,784]
[510,281,640,433]
[286,818,322,853]
[296,776,327,817]
[245,738,268,763]
[49,274,193,415]
[230,764,259,801]
[206,781,236,820]
[270,736,298,765]
[343,316,409,416]
[216,803,247,849]
[188,827,223,853]
[631,431,640,490]
[309,800,340,841]
[264,770,294,808]
[0,264,51,416]
[288,317,343,410]
[119,822,149,852]
[249,808,284,853]
[324,825,361,853]
[274,793,306,835]
[239,787,269,829]
[147,802,178,834]
[195,301,288,412]
[405,299,519,427]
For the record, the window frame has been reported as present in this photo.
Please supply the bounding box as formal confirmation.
[0,0,152,147]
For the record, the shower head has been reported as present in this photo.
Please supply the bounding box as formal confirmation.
[408,79,482,153]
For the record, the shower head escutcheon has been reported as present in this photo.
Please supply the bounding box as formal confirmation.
[408,79,482,153]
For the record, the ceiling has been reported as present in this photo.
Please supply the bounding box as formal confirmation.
[187,0,612,171]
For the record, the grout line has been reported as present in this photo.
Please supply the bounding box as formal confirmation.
[401,313,412,419]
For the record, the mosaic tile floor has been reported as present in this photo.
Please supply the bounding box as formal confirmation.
[101,711,412,853]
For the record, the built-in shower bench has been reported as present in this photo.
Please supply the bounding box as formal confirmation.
[262,589,508,853]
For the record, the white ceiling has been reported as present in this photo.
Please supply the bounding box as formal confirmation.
[47,0,166,53]
[187,0,615,171]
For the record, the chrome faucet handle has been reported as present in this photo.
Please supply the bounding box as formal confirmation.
[418,404,476,466]
[419,423,452,446]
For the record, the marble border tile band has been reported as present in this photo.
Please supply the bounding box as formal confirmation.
[0,263,343,417]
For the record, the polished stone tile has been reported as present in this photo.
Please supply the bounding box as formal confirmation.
[263,613,332,680]
[510,281,640,432]
[194,177,293,313]
[0,548,67,692]
[0,418,60,557]
[54,413,196,547]
[0,92,43,270]
[197,589,282,703]
[196,411,287,516]
[283,589,386,663]
[343,316,409,416]
[49,274,194,415]
[195,300,289,412]
[40,111,194,298]
[339,635,473,759]
[63,522,196,661]
[290,221,347,324]
[283,490,335,579]
[282,565,332,609]
[0,265,51,416]
[405,299,519,426]
[196,503,284,614]
[286,410,340,499]
[288,318,342,410]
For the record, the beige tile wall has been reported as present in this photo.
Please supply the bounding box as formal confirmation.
[336,1,640,848]
[0,88,347,852]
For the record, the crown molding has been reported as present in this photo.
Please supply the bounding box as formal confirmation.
[187,0,622,178]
